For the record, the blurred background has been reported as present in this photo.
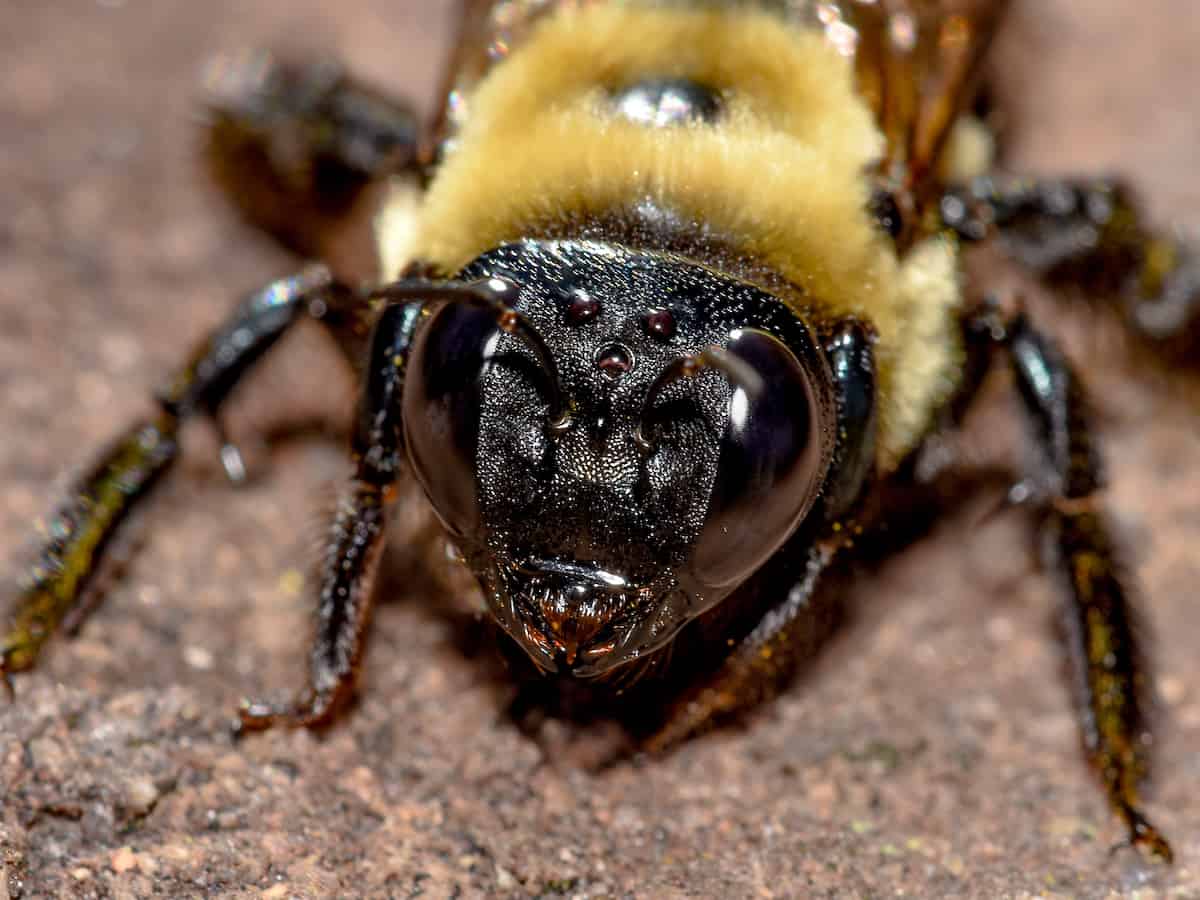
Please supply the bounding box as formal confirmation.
[1,2,1199,896]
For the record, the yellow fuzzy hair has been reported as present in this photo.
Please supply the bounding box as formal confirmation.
[384,3,964,470]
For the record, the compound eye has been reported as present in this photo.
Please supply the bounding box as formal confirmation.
[686,328,830,590]
[402,302,500,539]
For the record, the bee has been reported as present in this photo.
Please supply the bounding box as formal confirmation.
[3,0,1195,865]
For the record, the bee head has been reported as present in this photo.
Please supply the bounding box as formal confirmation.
[403,240,836,676]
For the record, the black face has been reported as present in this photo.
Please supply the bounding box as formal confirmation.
[403,240,836,677]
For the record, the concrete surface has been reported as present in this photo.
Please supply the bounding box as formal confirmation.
[2,1,1199,897]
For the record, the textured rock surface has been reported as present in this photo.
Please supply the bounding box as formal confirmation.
[2,1,1199,897]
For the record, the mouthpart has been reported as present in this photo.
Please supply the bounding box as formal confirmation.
[485,557,692,677]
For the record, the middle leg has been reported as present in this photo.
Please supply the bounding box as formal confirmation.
[1,266,345,690]
[1003,312,1172,862]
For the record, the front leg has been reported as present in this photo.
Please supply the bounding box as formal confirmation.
[235,276,530,730]
[237,300,423,730]
[645,539,842,754]
[646,319,878,751]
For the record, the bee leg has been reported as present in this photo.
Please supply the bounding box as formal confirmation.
[236,301,423,732]
[647,319,879,752]
[643,541,844,754]
[1003,312,1172,863]
[942,175,1200,361]
[1,266,343,692]
[203,51,421,261]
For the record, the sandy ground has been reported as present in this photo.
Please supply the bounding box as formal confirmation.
[2,1,1199,897]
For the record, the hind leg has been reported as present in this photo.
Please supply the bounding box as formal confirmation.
[203,51,427,361]
[203,51,422,263]
[942,174,1200,362]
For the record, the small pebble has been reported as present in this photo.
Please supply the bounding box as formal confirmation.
[123,776,161,816]
[1160,676,1185,705]
[183,644,214,671]
[279,569,304,597]
[495,866,518,891]
[111,847,137,874]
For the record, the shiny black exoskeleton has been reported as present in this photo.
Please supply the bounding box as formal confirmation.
[406,240,853,676]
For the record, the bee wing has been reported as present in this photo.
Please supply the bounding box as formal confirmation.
[430,0,584,148]
[824,0,1010,195]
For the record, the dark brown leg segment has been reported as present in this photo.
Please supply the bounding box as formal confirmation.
[236,300,424,730]
[1006,313,1172,862]
[204,52,421,262]
[942,174,1200,361]
[645,320,878,752]
[235,476,392,730]
[234,275,581,730]
[645,541,842,753]
[938,171,1187,855]
[1,266,341,692]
